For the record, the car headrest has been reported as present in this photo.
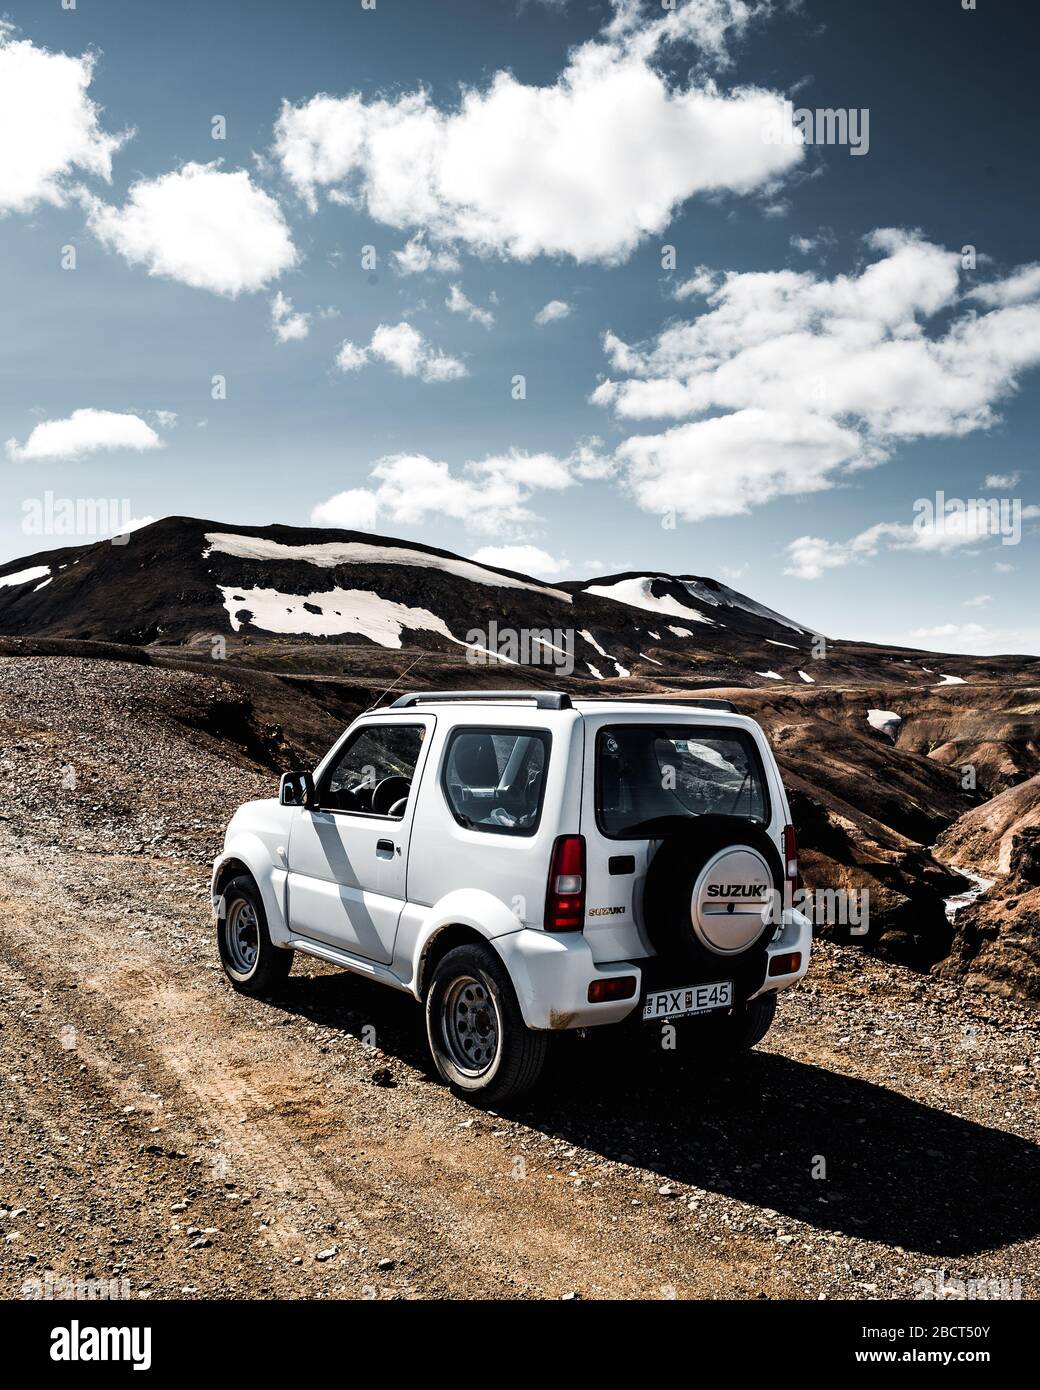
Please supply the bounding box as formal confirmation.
[452,735,500,787]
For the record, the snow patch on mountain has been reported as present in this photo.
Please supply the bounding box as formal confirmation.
[679,578,807,634]
[580,627,628,676]
[204,533,571,602]
[585,577,714,625]
[218,583,473,649]
[579,628,608,657]
[0,565,50,590]
[867,709,902,740]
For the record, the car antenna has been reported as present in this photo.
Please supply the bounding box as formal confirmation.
[368,651,425,711]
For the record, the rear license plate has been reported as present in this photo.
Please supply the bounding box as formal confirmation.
[642,980,733,1021]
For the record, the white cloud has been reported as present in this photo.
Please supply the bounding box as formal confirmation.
[334,321,467,383]
[674,267,719,299]
[391,234,460,276]
[983,471,1020,488]
[534,299,572,326]
[270,291,310,342]
[964,594,992,608]
[335,340,369,373]
[784,501,1040,579]
[597,231,1040,523]
[85,162,298,296]
[617,408,866,521]
[272,2,801,265]
[605,0,765,69]
[971,263,1040,308]
[909,502,1040,553]
[446,284,495,328]
[312,443,605,539]
[311,487,382,532]
[6,408,165,462]
[784,535,854,582]
[0,25,130,214]
[470,544,567,577]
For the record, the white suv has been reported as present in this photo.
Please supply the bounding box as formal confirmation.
[212,691,811,1104]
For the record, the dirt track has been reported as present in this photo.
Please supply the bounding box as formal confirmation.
[1,654,1039,1300]
[3,832,1040,1300]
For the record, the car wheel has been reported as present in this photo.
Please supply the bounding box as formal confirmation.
[425,944,548,1105]
[217,874,293,995]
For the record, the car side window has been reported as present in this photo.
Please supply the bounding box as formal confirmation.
[320,723,426,818]
[442,727,550,836]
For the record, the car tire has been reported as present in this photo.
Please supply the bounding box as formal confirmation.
[216,874,293,995]
[642,814,785,1000]
[425,944,549,1106]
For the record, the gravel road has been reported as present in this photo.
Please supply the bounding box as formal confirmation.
[1,656,1038,1300]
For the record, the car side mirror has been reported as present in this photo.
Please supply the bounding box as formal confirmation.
[279,770,315,808]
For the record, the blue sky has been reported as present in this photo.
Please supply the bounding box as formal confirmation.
[1,0,1039,653]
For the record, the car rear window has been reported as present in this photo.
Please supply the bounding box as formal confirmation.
[596,724,769,838]
[442,727,550,836]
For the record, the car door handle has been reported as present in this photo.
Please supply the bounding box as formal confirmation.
[376,838,396,856]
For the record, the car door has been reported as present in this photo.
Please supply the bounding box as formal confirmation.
[286,716,433,962]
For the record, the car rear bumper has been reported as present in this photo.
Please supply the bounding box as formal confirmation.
[497,906,812,1031]
[494,928,644,1030]
[751,906,813,998]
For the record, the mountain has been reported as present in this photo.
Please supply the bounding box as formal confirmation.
[3,515,1039,1000]
[0,516,1035,689]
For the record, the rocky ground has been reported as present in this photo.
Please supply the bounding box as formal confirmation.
[1,653,1038,1300]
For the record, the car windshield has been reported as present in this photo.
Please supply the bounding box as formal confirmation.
[596,724,768,837]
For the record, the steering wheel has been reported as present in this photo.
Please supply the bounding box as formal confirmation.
[371,775,410,816]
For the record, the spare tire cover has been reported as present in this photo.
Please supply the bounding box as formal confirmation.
[642,814,783,983]
[691,844,775,954]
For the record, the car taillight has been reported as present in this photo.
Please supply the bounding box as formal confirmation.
[783,823,800,903]
[545,835,586,932]
[769,950,802,977]
[588,976,638,1003]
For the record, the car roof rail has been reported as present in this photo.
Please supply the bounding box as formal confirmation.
[638,696,738,713]
[390,689,573,711]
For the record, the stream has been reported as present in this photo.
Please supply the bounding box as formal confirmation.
[944,865,996,923]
